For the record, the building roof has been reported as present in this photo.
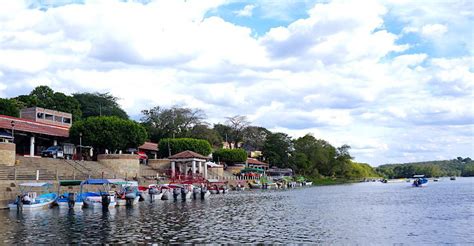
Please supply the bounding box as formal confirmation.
[247,158,268,166]
[0,114,69,137]
[168,150,208,160]
[138,141,158,151]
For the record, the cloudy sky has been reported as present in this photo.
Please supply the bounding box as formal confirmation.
[0,0,472,165]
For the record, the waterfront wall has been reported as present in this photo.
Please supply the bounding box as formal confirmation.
[97,154,139,177]
[0,143,15,166]
[148,159,170,171]
[226,166,244,174]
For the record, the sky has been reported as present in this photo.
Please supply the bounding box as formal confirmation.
[0,0,472,165]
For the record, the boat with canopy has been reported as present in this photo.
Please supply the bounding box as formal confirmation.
[56,180,84,209]
[81,179,116,208]
[108,179,139,206]
[9,182,57,211]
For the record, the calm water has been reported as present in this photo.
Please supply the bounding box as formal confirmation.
[1,178,473,244]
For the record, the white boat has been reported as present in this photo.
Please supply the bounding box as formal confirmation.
[9,183,57,211]
[81,179,116,208]
[304,181,313,186]
[109,179,140,206]
[56,180,84,209]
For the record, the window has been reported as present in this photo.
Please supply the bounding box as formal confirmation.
[37,113,44,119]
[45,114,54,121]
[63,118,71,124]
[55,116,62,122]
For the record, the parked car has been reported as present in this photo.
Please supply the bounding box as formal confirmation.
[41,146,64,158]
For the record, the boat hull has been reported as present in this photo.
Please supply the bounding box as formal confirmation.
[84,196,116,208]
[57,201,84,209]
[116,196,139,206]
[9,200,54,211]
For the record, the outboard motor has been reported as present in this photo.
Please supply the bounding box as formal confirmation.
[68,192,76,209]
[173,188,180,201]
[101,193,110,209]
[16,195,23,211]
[181,187,187,201]
[201,186,207,200]
[149,187,158,202]
[193,187,200,200]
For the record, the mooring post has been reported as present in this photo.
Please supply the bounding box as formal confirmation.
[36,170,39,180]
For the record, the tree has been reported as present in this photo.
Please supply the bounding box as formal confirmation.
[69,116,147,154]
[213,123,233,147]
[213,148,247,165]
[189,124,223,148]
[141,106,206,143]
[292,134,336,176]
[0,98,20,117]
[158,138,212,158]
[242,126,271,151]
[262,132,292,168]
[224,115,250,148]
[73,92,128,119]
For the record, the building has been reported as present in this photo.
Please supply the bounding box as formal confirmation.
[20,107,72,128]
[246,158,269,170]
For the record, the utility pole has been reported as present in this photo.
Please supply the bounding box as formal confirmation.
[79,132,83,161]
[10,121,15,143]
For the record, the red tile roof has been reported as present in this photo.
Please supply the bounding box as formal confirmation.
[0,114,69,137]
[138,141,158,151]
[169,150,208,160]
[247,158,268,166]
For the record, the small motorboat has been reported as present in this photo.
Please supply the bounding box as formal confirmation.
[9,183,57,211]
[81,179,116,208]
[412,175,428,187]
[147,184,163,201]
[56,180,84,209]
[110,180,140,206]
[450,177,456,181]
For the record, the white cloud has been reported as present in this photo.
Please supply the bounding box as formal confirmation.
[0,0,472,165]
[234,4,255,17]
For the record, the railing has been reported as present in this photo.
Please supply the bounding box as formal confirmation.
[0,168,130,181]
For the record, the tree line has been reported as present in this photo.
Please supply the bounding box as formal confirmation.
[376,157,474,178]
[1,86,380,180]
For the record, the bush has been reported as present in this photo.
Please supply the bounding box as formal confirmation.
[158,138,212,158]
[213,148,247,165]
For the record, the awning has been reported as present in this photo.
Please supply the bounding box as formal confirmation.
[20,182,52,187]
[0,129,12,139]
[81,179,110,185]
[59,180,82,186]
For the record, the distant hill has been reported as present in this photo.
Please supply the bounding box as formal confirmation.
[376,157,474,178]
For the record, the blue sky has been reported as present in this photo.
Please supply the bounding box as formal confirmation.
[0,0,472,165]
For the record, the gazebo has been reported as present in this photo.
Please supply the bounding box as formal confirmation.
[169,150,209,179]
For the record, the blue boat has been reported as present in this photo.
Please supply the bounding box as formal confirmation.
[56,180,84,209]
[412,175,428,187]
[9,182,57,211]
[81,179,116,208]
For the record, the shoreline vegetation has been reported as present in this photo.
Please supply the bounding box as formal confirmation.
[1,85,472,183]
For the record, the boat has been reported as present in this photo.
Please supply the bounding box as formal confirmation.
[304,181,313,186]
[56,180,84,209]
[450,177,456,181]
[109,180,139,206]
[248,181,262,189]
[81,179,116,208]
[412,175,428,187]
[147,184,163,201]
[9,182,57,211]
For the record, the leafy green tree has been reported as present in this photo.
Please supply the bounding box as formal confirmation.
[214,123,233,147]
[0,98,20,117]
[262,132,292,167]
[212,148,247,165]
[189,124,223,148]
[292,134,337,176]
[73,92,128,119]
[158,138,212,158]
[141,106,205,143]
[69,116,147,154]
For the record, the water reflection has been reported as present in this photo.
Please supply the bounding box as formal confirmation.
[1,178,473,244]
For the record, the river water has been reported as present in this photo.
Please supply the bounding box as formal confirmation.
[0,178,472,244]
